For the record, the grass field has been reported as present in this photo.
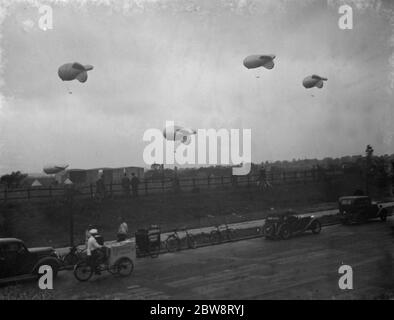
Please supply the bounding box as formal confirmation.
[0,174,382,248]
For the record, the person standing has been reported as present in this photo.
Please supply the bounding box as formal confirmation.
[121,173,131,197]
[130,173,140,198]
[117,217,128,242]
[96,175,106,200]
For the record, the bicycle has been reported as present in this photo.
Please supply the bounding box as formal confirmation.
[165,228,196,252]
[74,242,134,282]
[61,245,87,269]
[209,224,236,244]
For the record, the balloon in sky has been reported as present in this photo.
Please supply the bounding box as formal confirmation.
[58,62,94,83]
[243,54,276,70]
[302,74,328,89]
[163,125,197,145]
[43,164,69,175]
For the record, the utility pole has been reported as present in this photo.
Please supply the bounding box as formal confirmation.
[64,179,75,247]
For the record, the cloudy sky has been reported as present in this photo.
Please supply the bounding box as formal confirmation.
[0,0,393,174]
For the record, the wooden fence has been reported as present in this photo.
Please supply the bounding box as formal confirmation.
[0,169,345,202]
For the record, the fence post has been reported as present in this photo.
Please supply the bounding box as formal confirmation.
[161,178,165,192]
[27,188,31,200]
[90,183,93,198]
[145,180,148,195]
[221,176,224,186]
[207,175,210,188]
[49,185,52,198]
[192,178,196,190]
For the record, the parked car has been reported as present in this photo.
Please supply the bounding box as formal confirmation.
[338,196,388,224]
[263,210,322,240]
[0,238,61,282]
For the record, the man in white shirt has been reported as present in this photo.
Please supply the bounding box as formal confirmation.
[87,229,103,274]
[117,217,128,242]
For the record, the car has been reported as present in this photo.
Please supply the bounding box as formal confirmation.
[262,210,322,240]
[338,196,388,224]
[0,238,61,283]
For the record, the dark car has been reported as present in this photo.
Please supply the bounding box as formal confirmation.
[0,238,61,282]
[338,196,388,224]
[263,211,322,240]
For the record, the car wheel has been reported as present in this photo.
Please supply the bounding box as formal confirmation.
[311,220,322,234]
[280,225,291,240]
[263,224,275,239]
[35,261,59,279]
[380,210,387,222]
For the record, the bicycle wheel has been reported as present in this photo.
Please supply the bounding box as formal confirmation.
[187,234,197,249]
[74,261,93,282]
[226,229,236,241]
[209,230,222,244]
[165,236,180,252]
[149,243,161,258]
[115,258,134,277]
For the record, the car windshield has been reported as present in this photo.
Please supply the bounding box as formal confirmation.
[340,199,353,205]
[355,199,370,206]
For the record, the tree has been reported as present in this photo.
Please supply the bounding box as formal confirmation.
[0,171,28,189]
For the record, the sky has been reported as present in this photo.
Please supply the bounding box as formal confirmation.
[0,0,393,174]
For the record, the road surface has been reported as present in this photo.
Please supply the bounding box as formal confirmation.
[29,216,394,299]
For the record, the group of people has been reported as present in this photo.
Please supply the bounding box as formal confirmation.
[95,172,140,200]
[84,217,129,274]
[121,173,140,198]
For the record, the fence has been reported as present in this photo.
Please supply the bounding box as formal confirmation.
[0,169,346,203]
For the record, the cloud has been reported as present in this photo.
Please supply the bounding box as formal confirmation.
[0,0,393,174]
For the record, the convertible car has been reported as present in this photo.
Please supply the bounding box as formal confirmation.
[262,210,322,240]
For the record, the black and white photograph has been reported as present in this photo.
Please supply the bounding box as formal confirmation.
[0,0,394,305]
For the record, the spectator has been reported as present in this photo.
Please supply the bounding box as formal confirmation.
[257,166,271,191]
[121,173,131,197]
[95,175,106,200]
[130,173,140,198]
[117,217,128,242]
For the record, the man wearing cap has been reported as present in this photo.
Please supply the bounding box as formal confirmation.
[87,229,103,274]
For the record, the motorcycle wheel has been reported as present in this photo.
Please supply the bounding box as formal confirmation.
[74,261,93,282]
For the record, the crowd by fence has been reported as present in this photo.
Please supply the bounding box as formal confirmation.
[0,169,347,202]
